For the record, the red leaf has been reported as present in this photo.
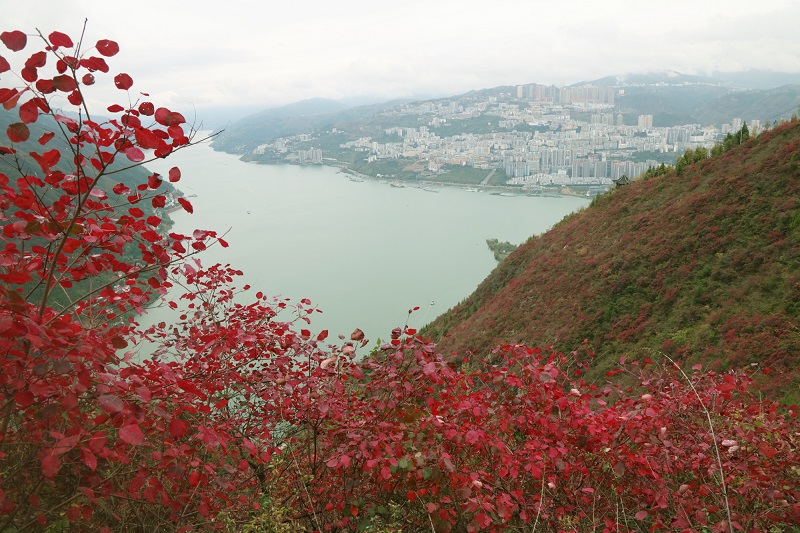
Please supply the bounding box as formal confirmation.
[148,174,162,189]
[38,132,55,145]
[80,56,109,73]
[188,471,200,487]
[98,394,125,414]
[135,128,162,150]
[31,149,60,174]
[95,39,119,57]
[758,442,778,459]
[107,104,124,113]
[36,81,55,98]
[118,423,144,445]
[67,90,82,106]
[350,328,365,341]
[1,30,27,52]
[0,55,9,74]
[14,390,35,407]
[111,336,128,350]
[19,99,39,124]
[128,207,144,217]
[177,197,193,213]
[54,434,80,455]
[125,147,144,162]
[21,66,37,82]
[635,510,648,520]
[82,73,95,85]
[169,416,188,439]
[52,74,77,92]
[48,31,73,49]
[114,73,133,90]
[7,122,30,143]
[155,107,186,127]
[1,88,20,109]
[25,51,46,68]
[40,451,61,478]
[81,448,98,471]
[317,330,329,341]
[138,101,154,116]
[168,166,181,182]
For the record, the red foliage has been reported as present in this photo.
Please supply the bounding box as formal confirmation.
[1,26,798,532]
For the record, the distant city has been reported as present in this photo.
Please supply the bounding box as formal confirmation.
[243,82,773,190]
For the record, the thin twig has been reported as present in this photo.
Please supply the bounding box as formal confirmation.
[531,464,545,532]
[660,352,733,532]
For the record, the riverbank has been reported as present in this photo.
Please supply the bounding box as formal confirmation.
[337,164,604,198]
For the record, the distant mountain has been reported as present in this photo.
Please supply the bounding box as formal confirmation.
[210,98,409,153]
[426,120,800,401]
[234,98,349,123]
[691,85,800,125]
[575,70,800,90]
[615,83,733,126]
[568,71,800,125]
[613,83,800,126]
[710,70,800,90]
[575,70,719,87]
[212,72,800,156]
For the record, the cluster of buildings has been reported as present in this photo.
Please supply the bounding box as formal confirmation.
[252,84,760,189]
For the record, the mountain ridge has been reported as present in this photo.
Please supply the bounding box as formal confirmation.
[211,71,800,156]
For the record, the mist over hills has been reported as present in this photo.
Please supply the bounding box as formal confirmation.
[425,119,800,402]
[576,70,800,89]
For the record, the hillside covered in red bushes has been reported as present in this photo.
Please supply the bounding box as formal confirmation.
[427,120,800,401]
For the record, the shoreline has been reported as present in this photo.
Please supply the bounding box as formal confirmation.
[253,159,601,199]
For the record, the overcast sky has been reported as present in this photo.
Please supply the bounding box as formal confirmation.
[6,0,800,119]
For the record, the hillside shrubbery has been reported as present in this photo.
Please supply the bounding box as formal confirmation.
[428,118,800,404]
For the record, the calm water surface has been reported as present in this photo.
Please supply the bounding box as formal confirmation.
[139,141,588,343]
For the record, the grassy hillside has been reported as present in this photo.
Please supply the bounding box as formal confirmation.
[426,120,800,402]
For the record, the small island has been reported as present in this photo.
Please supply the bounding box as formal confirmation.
[486,238,517,261]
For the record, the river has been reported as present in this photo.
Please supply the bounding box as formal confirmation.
[138,139,589,344]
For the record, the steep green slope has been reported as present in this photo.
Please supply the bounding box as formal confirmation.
[427,120,800,401]
[0,109,175,198]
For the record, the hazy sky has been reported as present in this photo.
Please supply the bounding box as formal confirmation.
[5,0,800,118]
